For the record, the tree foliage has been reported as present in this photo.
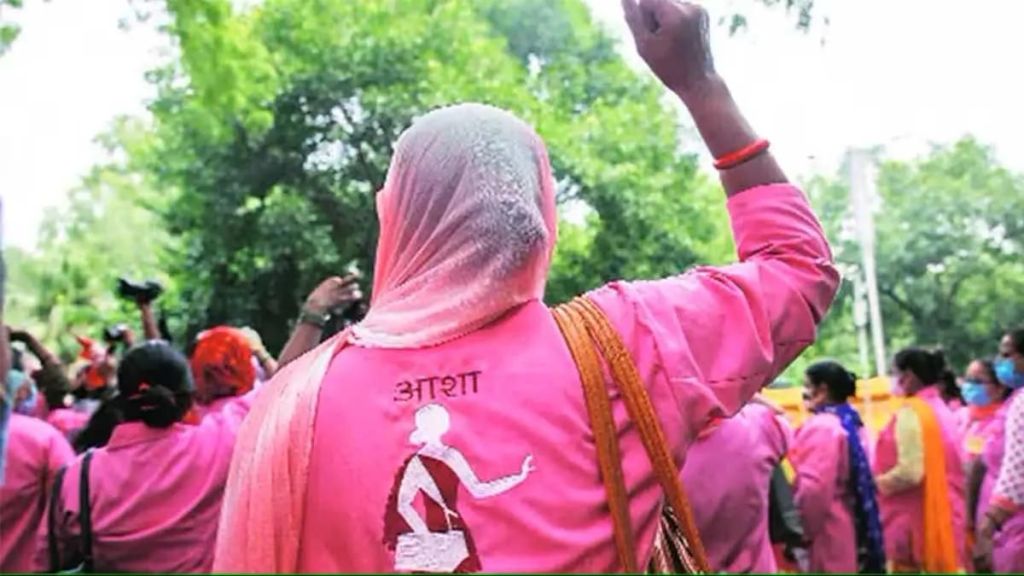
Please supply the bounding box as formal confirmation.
[133,0,729,350]
[799,138,1024,374]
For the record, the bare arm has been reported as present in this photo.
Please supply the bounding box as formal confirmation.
[277,323,325,368]
[622,0,786,196]
[11,330,61,369]
[138,302,161,341]
[677,77,786,195]
[277,275,362,368]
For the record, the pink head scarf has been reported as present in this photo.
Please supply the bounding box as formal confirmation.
[214,103,557,571]
[353,102,558,347]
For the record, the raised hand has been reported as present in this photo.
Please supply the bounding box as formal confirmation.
[622,0,714,95]
[303,274,363,316]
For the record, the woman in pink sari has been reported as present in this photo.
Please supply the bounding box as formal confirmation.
[974,328,1024,573]
[214,1,839,572]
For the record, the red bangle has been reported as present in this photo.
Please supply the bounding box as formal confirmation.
[713,139,771,171]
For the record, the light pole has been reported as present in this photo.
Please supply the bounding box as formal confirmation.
[849,149,888,378]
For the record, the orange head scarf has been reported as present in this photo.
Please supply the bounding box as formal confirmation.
[75,335,111,391]
[190,326,255,405]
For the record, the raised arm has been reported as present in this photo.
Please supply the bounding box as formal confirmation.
[278,275,362,367]
[138,302,161,341]
[622,0,785,196]
[590,1,839,441]
[9,328,71,411]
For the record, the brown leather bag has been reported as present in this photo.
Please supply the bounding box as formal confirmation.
[552,297,711,574]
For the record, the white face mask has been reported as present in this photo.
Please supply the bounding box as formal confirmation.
[889,375,905,397]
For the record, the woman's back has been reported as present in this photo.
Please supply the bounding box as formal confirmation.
[0,414,74,573]
[214,5,841,569]
[47,395,253,572]
[791,411,857,572]
[301,301,645,572]
[295,182,837,572]
[680,402,789,573]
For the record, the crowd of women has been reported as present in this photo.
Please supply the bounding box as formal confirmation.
[0,0,1019,573]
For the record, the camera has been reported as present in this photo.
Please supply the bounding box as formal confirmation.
[103,324,130,343]
[116,277,163,305]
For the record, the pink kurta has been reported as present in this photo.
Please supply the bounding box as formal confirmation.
[790,411,863,572]
[980,388,1024,572]
[873,386,967,569]
[290,184,838,572]
[0,414,74,573]
[192,397,235,421]
[681,402,790,573]
[41,393,255,572]
[45,408,90,442]
[960,405,1000,462]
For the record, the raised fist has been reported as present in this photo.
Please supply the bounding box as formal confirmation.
[622,0,715,94]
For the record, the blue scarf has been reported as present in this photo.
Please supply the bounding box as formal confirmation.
[819,403,886,574]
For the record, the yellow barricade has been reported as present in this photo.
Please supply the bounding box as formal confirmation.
[762,377,899,434]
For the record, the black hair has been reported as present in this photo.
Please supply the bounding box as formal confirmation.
[971,357,1012,401]
[894,346,948,386]
[939,367,962,404]
[973,358,999,384]
[33,364,71,410]
[1008,327,1024,356]
[74,398,125,452]
[117,341,193,428]
[805,360,857,402]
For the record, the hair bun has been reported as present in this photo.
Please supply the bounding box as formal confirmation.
[130,384,181,428]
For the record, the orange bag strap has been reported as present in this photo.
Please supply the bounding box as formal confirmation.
[552,303,639,572]
[553,297,711,573]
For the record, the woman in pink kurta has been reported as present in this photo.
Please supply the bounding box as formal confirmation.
[960,358,1009,547]
[974,328,1024,572]
[793,360,886,573]
[960,359,1006,460]
[214,3,840,572]
[0,412,75,573]
[873,348,966,572]
[44,341,255,573]
[681,400,790,573]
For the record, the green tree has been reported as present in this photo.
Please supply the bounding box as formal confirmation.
[136,0,731,350]
[0,0,27,56]
[803,138,1024,372]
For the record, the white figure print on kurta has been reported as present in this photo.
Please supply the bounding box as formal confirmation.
[382,403,534,573]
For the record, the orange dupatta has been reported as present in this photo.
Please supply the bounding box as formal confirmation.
[904,396,960,573]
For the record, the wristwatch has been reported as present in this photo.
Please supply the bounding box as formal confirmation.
[298,307,330,329]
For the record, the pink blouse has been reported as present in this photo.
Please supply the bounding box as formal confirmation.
[0,414,75,573]
[291,184,838,572]
[681,402,791,573]
[41,393,255,572]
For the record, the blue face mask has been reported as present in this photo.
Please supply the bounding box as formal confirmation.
[961,379,992,407]
[995,358,1024,389]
